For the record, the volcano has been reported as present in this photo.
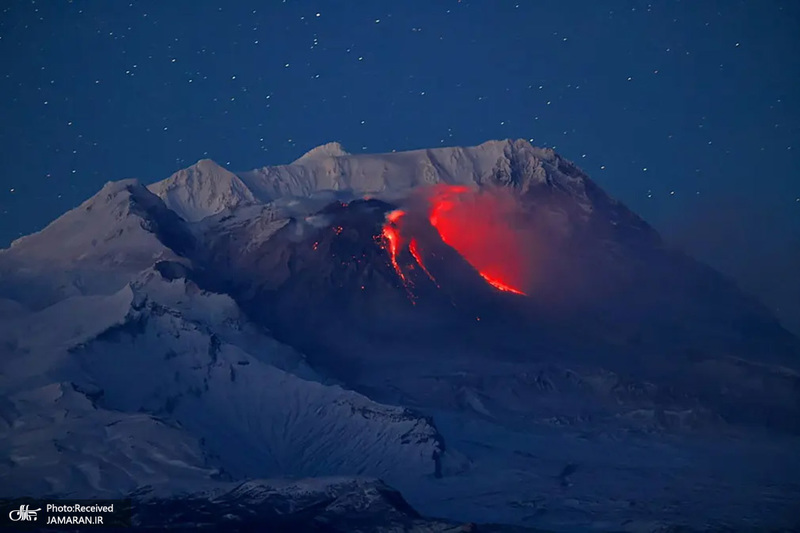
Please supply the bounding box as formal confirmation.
[1,139,799,531]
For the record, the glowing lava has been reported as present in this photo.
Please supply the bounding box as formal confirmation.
[382,209,408,285]
[379,185,529,297]
[427,185,528,296]
[479,272,526,295]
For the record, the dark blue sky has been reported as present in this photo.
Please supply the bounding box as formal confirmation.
[1,0,798,328]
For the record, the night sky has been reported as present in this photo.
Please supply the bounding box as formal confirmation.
[1,1,798,331]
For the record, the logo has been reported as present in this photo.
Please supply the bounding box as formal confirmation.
[8,504,41,521]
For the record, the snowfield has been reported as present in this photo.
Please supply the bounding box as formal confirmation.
[1,139,799,531]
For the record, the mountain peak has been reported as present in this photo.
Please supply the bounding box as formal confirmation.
[294,142,349,163]
[3,177,191,269]
[193,158,227,171]
[148,160,257,222]
[8,178,152,250]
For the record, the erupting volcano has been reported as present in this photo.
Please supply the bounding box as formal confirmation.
[379,185,530,296]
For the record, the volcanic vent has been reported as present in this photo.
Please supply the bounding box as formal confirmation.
[200,194,539,375]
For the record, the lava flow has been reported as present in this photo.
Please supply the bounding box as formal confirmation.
[427,185,528,296]
[478,272,526,295]
[408,238,438,286]
[382,209,409,285]
[379,185,530,297]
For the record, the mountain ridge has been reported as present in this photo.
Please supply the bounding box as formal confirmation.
[1,139,799,531]
[147,159,258,222]
[148,139,599,224]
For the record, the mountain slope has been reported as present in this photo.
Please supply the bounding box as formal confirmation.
[0,269,450,498]
[183,140,800,435]
[200,192,800,435]
[148,159,258,222]
[0,179,195,310]
[1,139,799,531]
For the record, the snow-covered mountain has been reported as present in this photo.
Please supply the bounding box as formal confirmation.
[0,269,449,496]
[149,139,565,220]
[0,179,195,309]
[2,139,799,531]
[148,159,258,223]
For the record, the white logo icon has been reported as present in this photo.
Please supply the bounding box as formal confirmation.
[9,504,41,521]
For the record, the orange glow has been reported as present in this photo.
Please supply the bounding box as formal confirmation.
[479,272,526,295]
[381,210,408,284]
[427,185,528,296]
[387,209,405,223]
[379,187,529,297]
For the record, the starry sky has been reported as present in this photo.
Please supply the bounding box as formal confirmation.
[1,0,799,331]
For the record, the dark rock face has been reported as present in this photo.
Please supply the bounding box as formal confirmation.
[128,479,508,533]
[187,171,800,435]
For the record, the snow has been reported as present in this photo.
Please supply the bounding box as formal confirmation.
[237,140,512,201]
[0,286,133,396]
[293,141,350,162]
[0,179,188,310]
[146,139,614,232]
[0,382,220,497]
[404,409,800,530]
[148,159,257,222]
[0,139,798,530]
[0,271,444,500]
